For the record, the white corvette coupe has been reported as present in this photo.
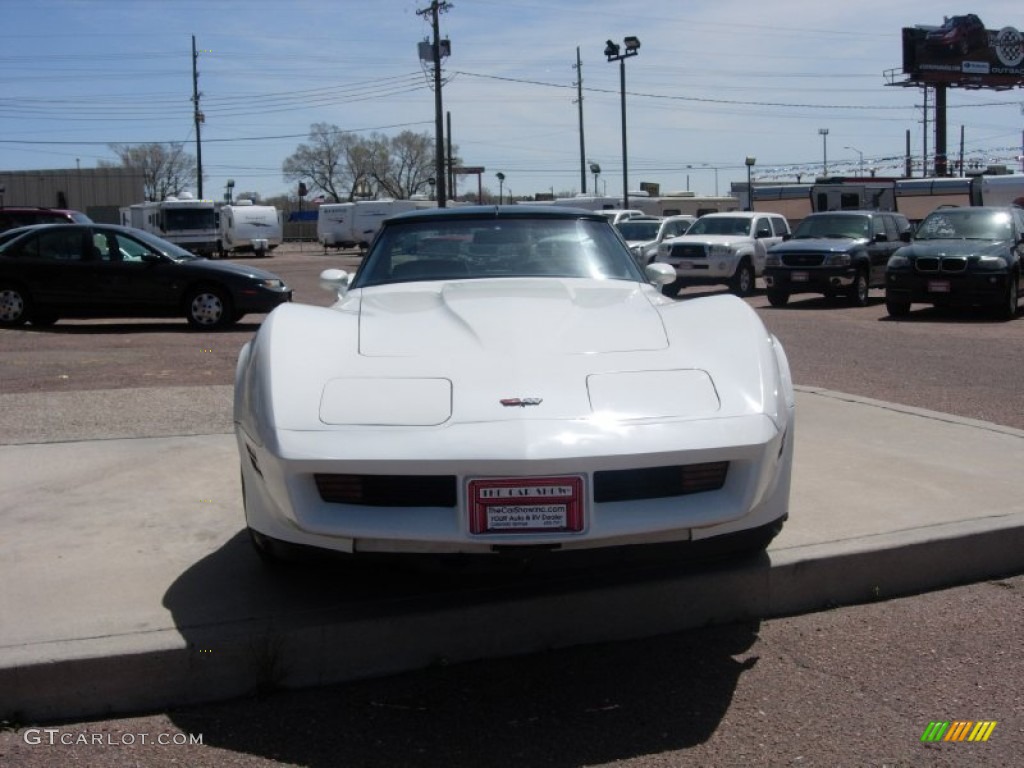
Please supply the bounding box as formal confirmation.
[234,206,795,565]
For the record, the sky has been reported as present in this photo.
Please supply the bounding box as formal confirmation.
[1,0,1022,203]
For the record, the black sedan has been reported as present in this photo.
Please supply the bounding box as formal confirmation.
[0,223,291,329]
[885,206,1024,320]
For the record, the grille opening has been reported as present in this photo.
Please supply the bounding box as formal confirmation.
[593,461,729,503]
[315,474,457,507]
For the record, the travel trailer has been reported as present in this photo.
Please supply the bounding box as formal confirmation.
[217,200,283,258]
[317,199,427,251]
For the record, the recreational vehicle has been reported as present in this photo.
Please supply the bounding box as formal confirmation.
[317,199,426,251]
[217,200,283,258]
[120,195,218,256]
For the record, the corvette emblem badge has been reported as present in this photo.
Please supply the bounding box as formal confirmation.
[500,398,543,407]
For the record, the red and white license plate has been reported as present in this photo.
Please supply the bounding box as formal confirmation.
[928,280,951,293]
[791,271,809,282]
[467,476,585,535]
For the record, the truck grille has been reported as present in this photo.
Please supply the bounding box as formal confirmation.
[916,256,968,273]
[780,253,825,267]
[667,243,707,260]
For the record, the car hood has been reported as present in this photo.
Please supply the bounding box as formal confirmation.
[356,278,668,356]
[247,289,788,434]
[666,234,751,247]
[896,240,1010,259]
[770,237,866,254]
[177,258,283,281]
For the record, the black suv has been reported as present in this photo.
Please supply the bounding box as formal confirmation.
[764,211,911,307]
[885,206,1023,320]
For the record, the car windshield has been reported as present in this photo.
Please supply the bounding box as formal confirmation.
[353,215,644,288]
[129,228,201,261]
[914,210,1014,241]
[792,215,870,239]
[686,217,752,236]
[615,220,661,241]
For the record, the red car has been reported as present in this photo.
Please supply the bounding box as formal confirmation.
[926,14,989,57]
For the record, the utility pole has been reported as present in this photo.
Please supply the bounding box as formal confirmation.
[418,1,451,207]
[192,35,204,199]
[574,47,587,194]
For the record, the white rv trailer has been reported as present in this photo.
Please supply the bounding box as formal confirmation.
[547,192,740,218]
[317,199,429,251]
[119,194,218,256]
[972,174,1024,208]
[217,200,283,258]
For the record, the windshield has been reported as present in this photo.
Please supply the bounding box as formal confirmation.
[792,215,870,240]
[914,210,1014,241]
[131,228,200,260]
[686,217,752,236]
[162,207,216,233]
[616,220,661,241]
[353,216,644,288]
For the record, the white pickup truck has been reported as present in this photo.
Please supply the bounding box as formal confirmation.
[654,211,790,296]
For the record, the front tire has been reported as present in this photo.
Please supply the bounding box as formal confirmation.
[0,284,31,326]
[731,261,755,297]
[995,273,1018,321]
[848,269,869,307]
[661,278,683,297]
[186,285,234,329]
[885,295,911,317]
[766,289,790,307]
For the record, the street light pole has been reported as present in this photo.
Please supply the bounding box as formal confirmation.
[495,172,505,205]
[744,157,756,211]
[844,145,864,176]
[819,128,829,178]
[605,36,640,211]
[588,160,601,197]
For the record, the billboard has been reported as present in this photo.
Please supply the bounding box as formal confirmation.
[902,14,1024,88]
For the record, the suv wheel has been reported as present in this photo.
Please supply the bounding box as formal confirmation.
[731,261,755,297]
[848,270,870,307]
[995,273,1018,321]
[661,278,683,298]
[766,289,790,307]
[886,295,911,317]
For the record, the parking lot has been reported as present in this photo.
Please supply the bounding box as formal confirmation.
[2,242,1023,433]
[2,242,1023,767]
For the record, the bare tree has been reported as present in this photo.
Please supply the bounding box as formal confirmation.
[101,143,197,201]
[281,123,363,202]
[283,124,456,201]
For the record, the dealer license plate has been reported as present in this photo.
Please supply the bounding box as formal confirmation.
[791,271,809,282]
[928,280,951,293]
[467,475,585,535]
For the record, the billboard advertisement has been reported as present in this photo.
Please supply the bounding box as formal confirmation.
[902,14,1024,88]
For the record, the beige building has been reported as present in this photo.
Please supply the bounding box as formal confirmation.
[0,167,145,224]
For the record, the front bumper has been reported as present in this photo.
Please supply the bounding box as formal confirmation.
[235,286,293,314]
[764,266,855,292]
[237,412,793,556]
[886,270,1009,306]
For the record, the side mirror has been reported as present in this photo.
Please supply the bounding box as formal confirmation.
[319,268,351,298]
[645,262,677,286]
[900,231,913,243]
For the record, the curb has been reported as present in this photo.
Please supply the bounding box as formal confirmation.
[5,512,1023,723]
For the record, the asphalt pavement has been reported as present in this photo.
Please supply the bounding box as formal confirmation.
[1,385,1023,723]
